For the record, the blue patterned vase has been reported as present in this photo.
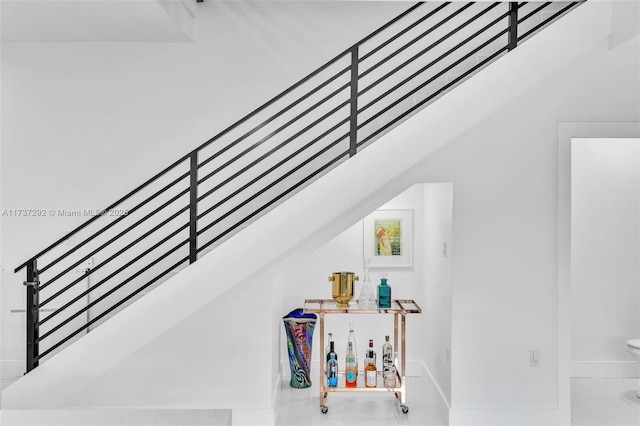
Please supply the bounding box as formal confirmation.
[283,308,317,388]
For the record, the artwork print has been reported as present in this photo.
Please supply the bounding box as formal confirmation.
[364,209,413,268]
[374,218,402,256]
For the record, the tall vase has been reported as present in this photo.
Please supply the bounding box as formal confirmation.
[282,308,317,388]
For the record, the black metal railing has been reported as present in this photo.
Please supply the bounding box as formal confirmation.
[15,1,582,373]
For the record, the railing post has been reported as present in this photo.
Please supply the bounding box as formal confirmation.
[189,152,198,264]
[25,259,40,373]
[349,45,359,157]
[508,2,518,51]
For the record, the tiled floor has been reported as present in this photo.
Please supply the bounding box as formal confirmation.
[571,378,640,426]
[275,376,445,426]
[1,376,638,425]
[276,377,640,426]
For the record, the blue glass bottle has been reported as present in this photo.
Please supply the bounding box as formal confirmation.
[327,353,338,387]
[377,277,391,309]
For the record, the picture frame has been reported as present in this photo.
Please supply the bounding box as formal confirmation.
[363,209,413,268]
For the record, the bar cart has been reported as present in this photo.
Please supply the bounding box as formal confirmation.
[303,299,422,414]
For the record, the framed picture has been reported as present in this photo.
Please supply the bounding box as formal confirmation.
[363,209,413,268]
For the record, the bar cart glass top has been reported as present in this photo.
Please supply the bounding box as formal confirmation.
[303,299,421,314]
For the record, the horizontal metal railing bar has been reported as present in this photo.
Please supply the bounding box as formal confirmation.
[197,64,350,172]
[36,173,188,278]
[197,130,349,240]
[359,2,450,64]
[193,5,421,173]
[518,2,552,24]
[359,2,474,82]
[360,44,509,148]
[198,83,350,186]
[37,239,189,343]
[15,170,189,274]
[359,2,501,99]
[37,254,190,361]
[40,186,190,290]
[197,114,351,222]
[197,98,350,205]
[518,3,579,41]
[39,206,190,309]
[358,13,509,123]
[197,134,350,254]
[354,2,425,49]
[39,224,190,326]
[193,2,423,174]
[14,3,422,273]
[359,27,509,136]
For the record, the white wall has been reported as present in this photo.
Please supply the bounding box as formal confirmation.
[275,182,454,419]
[571,138,640,378]
[405,10,638,424]
[0,0,408,375]
[278,185,426,383]
[422,183,453,414]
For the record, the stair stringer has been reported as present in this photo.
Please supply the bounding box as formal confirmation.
[1,0,613,412]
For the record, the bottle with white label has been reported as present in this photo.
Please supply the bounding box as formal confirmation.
[345,341,358,388]
[327,353,338,388]
[383,350,398,387]
[382,335,393,367]
[365,339,377,387]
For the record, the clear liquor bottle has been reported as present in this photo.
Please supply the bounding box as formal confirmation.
[382,335,393,367]
[384,350,398,387]
[346,324,358,373]
[345,341,358,388]
[383,363,397,388]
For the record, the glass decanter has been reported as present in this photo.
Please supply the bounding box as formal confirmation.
[357,258,377,308]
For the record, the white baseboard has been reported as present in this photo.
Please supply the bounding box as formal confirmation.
[572,360,640,378]
[271,370,282,408]
[420,361,451,425]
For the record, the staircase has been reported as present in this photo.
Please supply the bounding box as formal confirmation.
[2,0,615,415]
[11,0,582,374]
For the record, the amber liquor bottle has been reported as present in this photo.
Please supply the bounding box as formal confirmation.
[365,339,377,387]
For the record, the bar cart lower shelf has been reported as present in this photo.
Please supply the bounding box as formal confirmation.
[303,299,422,414]
[318,372,409,414]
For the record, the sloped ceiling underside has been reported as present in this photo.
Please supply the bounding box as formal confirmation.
[0,0,197,42]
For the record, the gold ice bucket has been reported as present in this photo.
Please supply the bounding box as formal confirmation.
[328,272,359,308]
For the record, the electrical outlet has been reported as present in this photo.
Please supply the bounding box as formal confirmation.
[446,346,451,365]
[530,350,540,367]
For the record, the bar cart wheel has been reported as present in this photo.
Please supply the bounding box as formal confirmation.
[321,405,328,414]
[401,405,409,414]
